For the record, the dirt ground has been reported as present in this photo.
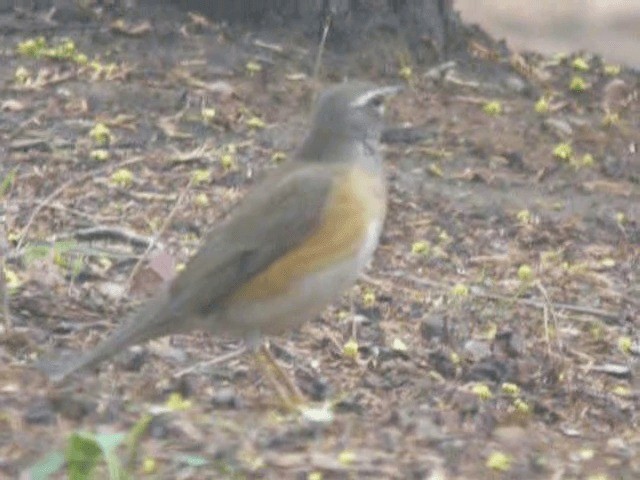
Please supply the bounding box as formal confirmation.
[456,0,640,67]
[1,3,639,479]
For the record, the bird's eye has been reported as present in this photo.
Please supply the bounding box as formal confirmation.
[369,96,384,108]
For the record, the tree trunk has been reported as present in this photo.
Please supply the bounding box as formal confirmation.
[2,0,483,65]
[179,0,469,64]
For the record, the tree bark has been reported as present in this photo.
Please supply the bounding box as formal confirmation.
[179,0,468,64]
[2,0,481,64]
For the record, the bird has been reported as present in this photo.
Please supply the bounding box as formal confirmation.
[40,81,401,403]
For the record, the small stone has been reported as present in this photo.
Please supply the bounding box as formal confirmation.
[211,388,240,409]
[23,399,56,425]
[424,60,457,80]
[503,75,527,94]
[414,417,446,443]
[49,393,98,421]
[543,118,573,137]
[117,346,147,372]
[96,281,125,301]
[606,437,631,459]
[463,339,492,361]
[591,363,631,378]
[420,315,446,339]
[602,155,628,178]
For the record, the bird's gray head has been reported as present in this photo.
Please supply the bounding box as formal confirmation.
[299,81,402,160]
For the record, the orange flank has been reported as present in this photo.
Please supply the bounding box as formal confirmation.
[228,166,385,302]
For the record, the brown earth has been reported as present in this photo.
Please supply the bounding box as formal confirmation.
[456,0,640,67]
[1,3,639,479]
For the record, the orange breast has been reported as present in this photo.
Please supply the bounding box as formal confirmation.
[227,166,385,303]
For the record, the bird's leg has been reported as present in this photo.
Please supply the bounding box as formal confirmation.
[252,342,304,409]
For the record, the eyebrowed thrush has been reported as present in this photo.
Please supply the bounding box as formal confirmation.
[41,81,401,404]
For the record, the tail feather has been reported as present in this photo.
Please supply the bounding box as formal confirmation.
[39,292,179,382]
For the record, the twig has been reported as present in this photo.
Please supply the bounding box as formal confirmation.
[366,272,622,324]
[253,39,284,54]
[8,241,142,262]
[0,224,10,331]
[122,177,194,298]
[16,155,145,251]
[40,201,120,223]
[173,345,246,378]
[535,280,563,352]
[313,13,332,82]
[64,226,154,248]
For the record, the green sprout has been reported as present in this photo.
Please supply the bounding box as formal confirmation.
[220,153,237,171]
[501,383,520,396]
[337,450,356,466]
[602,112,620,127]
[90,149,110,161]
[483,101,502,116]
[342,339,359,359]
[569,75,587,92]
[165,392,192,411]
[246,116,266,129]
[14,66,30,84]
[604,64,620,76]
[194,193,209,207]
[513,398,530,414]
[411,240,430,256]
[43,38,76,60]
[362,290,376,308]
[191,169,210,185]
[245,61,262,75]
[271,151,286,163]
[3,267,22,293]
[16,36,47,57]
[580,153,595,167]
[201,107,216,122]
[472,383,493,400]
[571,57,589,72]
[450,283,469,297]
[534,96,549,114]
[74,53,89,65]
[552,143,572,160]
[142,457,157,474]
[428,163,443,177]
[0,169,17,197]
[110,168,134,188]
[89,123,113,146]
[398,65,412,81]
[517,264,534,282]
[618,336,632,354]
[486,451,511,472]
[516,209,531,224]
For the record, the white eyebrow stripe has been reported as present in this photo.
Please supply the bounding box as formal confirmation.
[349,85,403,107]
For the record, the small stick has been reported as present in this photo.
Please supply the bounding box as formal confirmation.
[173,345,246,378]
[122,177,194,298]
[535,280,563,352]
[313,13,332,82]
[364,273,622,324]
[16,155,145,251]
[66,226,154,248]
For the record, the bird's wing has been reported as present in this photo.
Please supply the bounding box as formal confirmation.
[165,163,337,317]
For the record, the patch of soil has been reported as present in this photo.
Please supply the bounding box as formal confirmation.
[1,2,638,479]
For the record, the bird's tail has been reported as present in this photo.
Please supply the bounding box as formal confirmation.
[39,290,178,382]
